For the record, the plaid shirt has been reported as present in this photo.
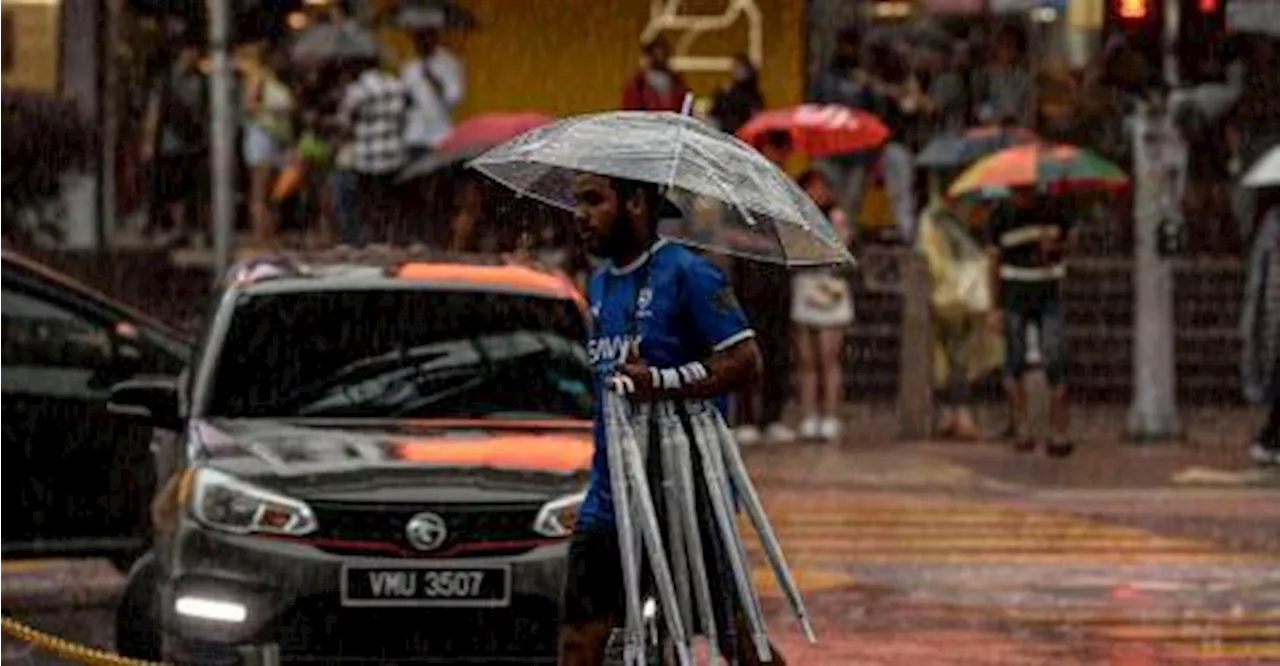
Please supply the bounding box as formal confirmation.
[337,70,410,175]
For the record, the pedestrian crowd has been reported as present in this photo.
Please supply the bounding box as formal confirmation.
[123,8,1280,458]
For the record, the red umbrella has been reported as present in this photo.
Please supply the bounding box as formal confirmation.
[736,104,889,158]
[436,112,557,153]
[400,112,556,182]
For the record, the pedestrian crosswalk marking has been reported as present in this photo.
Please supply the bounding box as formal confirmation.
[741,495,1263,567]
[743,487,1280,661]
[1187,642,1280,660]
[1100,623,1280,641]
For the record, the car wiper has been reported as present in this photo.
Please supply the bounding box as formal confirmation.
[296,359,484,416]
[249,332,586,417]
[257,344,469,415]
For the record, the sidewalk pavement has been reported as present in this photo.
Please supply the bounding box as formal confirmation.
[0,560,121,612]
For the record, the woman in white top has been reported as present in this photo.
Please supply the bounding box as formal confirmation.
[792,170,855,441]
[242,48,295,248]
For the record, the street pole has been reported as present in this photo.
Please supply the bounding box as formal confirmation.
[100,0,121,249]
[1126,0,1184,441]
[207,0,235,283]
[897,249,934,440]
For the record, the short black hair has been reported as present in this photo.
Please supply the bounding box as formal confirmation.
[612,177,660,209]
[610,177,680,220]
[836,26,862,48]
[761,129,793,151]
[796,169,828,190]
[643,36,670,56]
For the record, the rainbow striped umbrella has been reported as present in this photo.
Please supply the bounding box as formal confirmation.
[947,143,1129,199]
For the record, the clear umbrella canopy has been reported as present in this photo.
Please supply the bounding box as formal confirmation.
[468,111,855,267]
[291,21,381,63]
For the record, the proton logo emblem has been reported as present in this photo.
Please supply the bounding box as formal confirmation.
[405,512,448,551]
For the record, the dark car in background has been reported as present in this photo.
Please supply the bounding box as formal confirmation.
[113,255,593,664]
[1,249,192,569]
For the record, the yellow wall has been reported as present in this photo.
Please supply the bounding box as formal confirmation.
[1,1,61,92]
[386,0,805,119]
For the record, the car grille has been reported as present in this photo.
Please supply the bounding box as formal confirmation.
[305,501,547,559]
[276,593,559,662]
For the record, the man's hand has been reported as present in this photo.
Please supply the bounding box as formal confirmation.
[423,68,445,96]
[1039,226,1064,262]
[985,308,1004,336]
[614,361,656,401]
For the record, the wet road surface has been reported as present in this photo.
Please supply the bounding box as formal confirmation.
[3,431,1278,665]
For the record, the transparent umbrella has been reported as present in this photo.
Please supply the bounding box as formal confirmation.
[291,22,381,64]
[468,111,855,267]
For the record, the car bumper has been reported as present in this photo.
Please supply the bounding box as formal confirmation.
[159,522,567,664]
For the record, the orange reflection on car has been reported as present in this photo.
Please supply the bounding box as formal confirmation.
[390,432,593,473]
[397,262,584,307]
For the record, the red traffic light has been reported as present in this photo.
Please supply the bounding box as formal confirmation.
[1117,0,1151,20]
[1198,0,1219,12]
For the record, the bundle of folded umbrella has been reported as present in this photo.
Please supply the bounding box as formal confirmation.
[467,108,850,663]
[602,380,815,666]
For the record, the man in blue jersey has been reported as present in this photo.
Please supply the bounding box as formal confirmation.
[558,172,782,666]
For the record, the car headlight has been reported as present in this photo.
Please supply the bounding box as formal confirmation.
[533,490,586,538]
[188,468,317,536]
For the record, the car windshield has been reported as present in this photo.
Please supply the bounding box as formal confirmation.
[204,288,593,420]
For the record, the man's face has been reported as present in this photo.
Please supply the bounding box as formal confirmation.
[648,43,669,69]
[760,143,791,168]
[573,174,625,258]
[178,47,200,70]
[804,176,835,208]
[418,29,440,54]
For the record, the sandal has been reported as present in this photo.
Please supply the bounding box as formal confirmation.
[1046,436,1074,458]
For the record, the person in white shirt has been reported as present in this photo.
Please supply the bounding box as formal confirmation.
[400,26,465,157]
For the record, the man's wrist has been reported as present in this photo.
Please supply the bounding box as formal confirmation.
[650,362,710,398]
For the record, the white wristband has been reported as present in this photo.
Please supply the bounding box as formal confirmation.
[649,367,662,390]
[660,368,682,389]
[681,361,709,382]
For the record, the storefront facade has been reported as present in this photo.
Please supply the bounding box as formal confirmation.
[424,0,807,117]
[1,0,61,93]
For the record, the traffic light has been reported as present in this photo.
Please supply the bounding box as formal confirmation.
[1178,0,1228,83]
[1117,0,1153,19]
[1103,0,1164,92]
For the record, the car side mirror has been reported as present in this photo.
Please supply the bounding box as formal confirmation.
[108,376,181,430]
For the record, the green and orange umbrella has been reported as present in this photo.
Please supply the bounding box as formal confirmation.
[947,143,1129,199]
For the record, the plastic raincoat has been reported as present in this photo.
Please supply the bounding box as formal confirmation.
[916,199,1003,390]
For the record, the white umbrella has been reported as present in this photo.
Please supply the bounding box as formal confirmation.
[1243,145,1280,188]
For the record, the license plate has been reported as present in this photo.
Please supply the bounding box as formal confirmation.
[340,563,511,608]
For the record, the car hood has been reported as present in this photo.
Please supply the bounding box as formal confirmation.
[189,417,593,503]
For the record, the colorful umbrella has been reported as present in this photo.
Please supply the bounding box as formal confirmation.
[916,126,1037,170]
[736,104,889,158]
[398,112,556,182]
[437,112,556,153]
[947,143,1129,199]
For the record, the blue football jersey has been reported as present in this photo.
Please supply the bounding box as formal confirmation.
[578,239,754,528]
